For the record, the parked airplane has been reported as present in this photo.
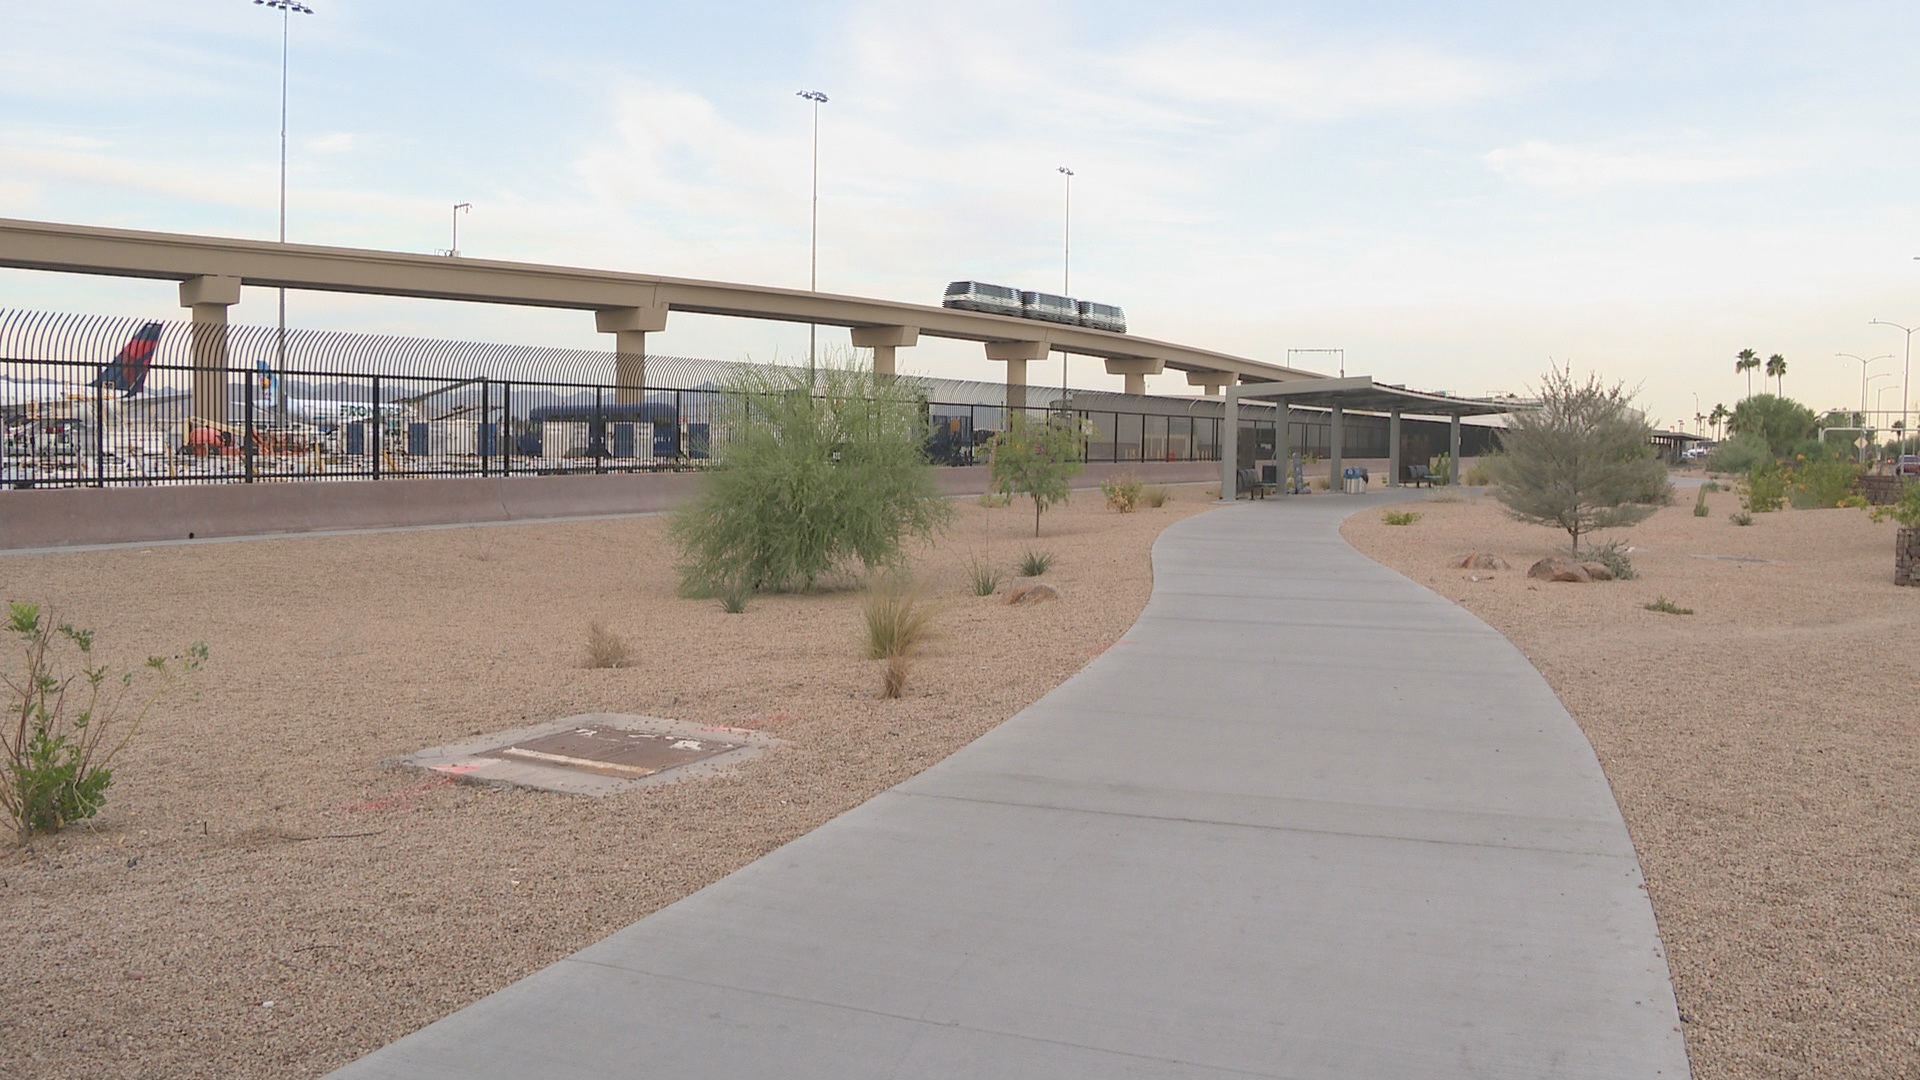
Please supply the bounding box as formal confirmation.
[250,362,412,427]
[0,322,163,412]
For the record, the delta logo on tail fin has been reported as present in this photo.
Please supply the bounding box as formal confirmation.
[256,360,278,401]
[89,322,163,396]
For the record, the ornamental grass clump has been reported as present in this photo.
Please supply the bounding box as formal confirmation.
[1017,549,1054,576]
[583,620,632,668]
[2,602,207,844]
[862,578,935,699]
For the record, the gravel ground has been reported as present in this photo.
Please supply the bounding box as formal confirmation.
[1342,480,1920,1080]
[0,485,1215,1080]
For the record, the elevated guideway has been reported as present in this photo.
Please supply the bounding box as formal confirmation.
[0,218,1320,418]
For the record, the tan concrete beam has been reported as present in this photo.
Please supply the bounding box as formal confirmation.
[1105,357,1164,397]
[983,340,1048,412]
[595,305,669,402]
[850,325,919,377]
[178,275,242,423]
[1187,370,1235,396]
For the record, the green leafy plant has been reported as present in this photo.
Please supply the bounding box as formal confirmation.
[1730,511,1754,526]
[2,602,207,843]
[584,620,632,668]
[670,358,952,594]
[1429,452,1452,485]
[966,557,1003,597]
[1017,549,1054,576]
[1382,510,1422,526]
[1706,433,1771,475]
[1484,365,1671,552]
[1101,471,1145,512]
[1693,488,1710,517]
[1786,456,1863,509]
[1726,393,1818,456]
[1644,596,1694,615]
[1589,538,1638,580]
[1869,478,1920,529]
[989,415,1086,537]
[1742,462,1786,513]
[1703,480,1722,492]
[1142,485,1172,508]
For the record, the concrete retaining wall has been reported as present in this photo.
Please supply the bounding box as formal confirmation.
[1,460,1221,550]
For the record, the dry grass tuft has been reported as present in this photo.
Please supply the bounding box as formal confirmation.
[583,620,632,668]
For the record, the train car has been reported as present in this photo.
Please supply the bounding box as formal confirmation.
[941,280,1127,333]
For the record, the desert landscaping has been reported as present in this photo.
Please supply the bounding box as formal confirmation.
[2,475,1915,1079]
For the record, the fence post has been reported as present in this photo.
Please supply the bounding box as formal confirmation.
[594,385,606,474]
[371,375,382,480]
[481,378,491,478]
[243,367,256,483]
[93,391,106,488]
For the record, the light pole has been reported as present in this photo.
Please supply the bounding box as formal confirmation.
[796,90,827,385]
[1868,319,1914,458]
[1057,165,1073,401]
[449,202,471,257]
[1838,352,1892,422]
[255,0,313,423]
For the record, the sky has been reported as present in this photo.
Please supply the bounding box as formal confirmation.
[5,0,1920,431]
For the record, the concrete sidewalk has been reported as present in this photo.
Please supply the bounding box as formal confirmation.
[331,494,1690,1079]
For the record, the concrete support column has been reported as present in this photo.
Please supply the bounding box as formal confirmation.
[1329,404,1345,492]
[986,340,1049,414]
[1186,370,1234,396]
[1388,410,1403,486]
[1280,406,1295,496]
[595,304,670,404]
[1218,387,1239,501]
[1105,357,1164,397]
[1449,414,1462,485]
[178,275,242,424]
[850,325,919,378]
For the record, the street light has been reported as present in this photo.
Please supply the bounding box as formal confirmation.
[796,89,828,384]
[449,202,471,257]
[1868,318,1915,459]
[255,0,313,422]
[1057,165,1073,401]
[1837,352,1892,424]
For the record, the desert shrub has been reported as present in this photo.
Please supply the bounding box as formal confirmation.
[1464,460,1495,486]
[1742,462,1787,513]
[2,603,207,843]
[966,557,1003,597]
[1730,511,1754,526]
[1589,538,1637,580]
[1101,472,1144,512]
[1644,596,1694,615]
[1429,452,1452,484]
[863,578,934,660]
[1018,549,1054,576]
[1484,366,1669,552]
[1703,480,1722,492]
[1786,457,1863,509]
[1727,393,1818,456]
[719,584,750,614]
[1707,433,1771,476]
[1142,485,1172,508]
[584,621,632,668]
[1382,510,1422,526]
[989,415,1085,537]
[1693,488,1709,517]
[1869,478,1920,529]
[670,359,952,594]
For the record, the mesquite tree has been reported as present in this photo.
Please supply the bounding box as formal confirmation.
[1485,367,1671,552]
[989,414,1085,537]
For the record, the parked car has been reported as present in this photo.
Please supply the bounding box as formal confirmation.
[1898,454,1920,476]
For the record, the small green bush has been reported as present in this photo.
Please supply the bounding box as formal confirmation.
[1644,596,1694,615]
[966,558,1002,597]
[1786,457,1863,509]
[1869,478,1920,529]
[1429,453,1452,485]
[1730,511,1754,526]
[1142,485,1172,508]
[1708,433,1771,475]
[1693,488,1710,517]
[1703,480,1722,493]
[1589,538,1637,580]
[1101,472,1145,513]
[1018,549,1054,577]
[1382,510,1422,526]
[3,603,207,843]
[1742,462,1786,513]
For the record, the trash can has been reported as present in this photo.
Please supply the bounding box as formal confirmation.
[1342,466,1364,494]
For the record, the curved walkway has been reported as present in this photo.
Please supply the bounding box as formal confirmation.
[332,495,1690,1079]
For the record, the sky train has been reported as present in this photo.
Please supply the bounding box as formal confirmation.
[941,281,1126,334]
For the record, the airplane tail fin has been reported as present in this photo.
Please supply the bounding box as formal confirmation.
[90,322,163,396]
[256,360,278,402]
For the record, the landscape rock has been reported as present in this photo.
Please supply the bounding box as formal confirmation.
[1526,557,1592,583]
[1582,563,1614,581]
[1453,553,1510,570]
[1005,582,1062,605]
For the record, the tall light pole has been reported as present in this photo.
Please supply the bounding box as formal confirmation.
[450,202,471,257]
[1837,352,1892,423]
[1057,165,1073,402]
[1869,318,1915,456]
[796,90,828,385]
[255,0,312,422]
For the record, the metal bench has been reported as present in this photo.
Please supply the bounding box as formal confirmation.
[1404,464,1434,488]
[1237,467,1276,499]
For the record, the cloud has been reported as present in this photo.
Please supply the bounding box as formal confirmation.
[1484,138,1791,192]
[1114,35,1504,121]
[307,132,355,154]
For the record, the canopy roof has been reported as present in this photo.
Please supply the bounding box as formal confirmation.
[1228,376,1526,418]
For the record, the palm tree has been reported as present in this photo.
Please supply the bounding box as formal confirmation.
[1710,402,1729,440]
[1766,353,1786,396]
[1735,348,1760,398]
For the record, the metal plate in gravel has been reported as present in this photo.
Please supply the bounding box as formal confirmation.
[482,725,743,779]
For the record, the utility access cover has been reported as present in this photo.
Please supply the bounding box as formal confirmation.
[394,713,778,797]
